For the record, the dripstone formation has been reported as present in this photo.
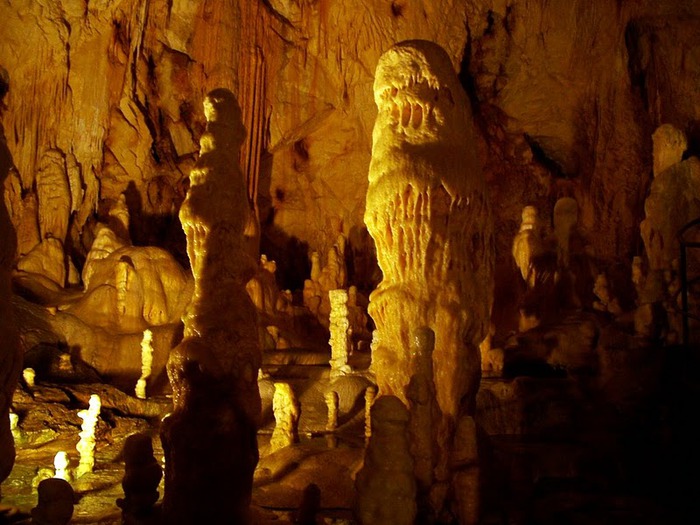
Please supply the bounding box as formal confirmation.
[364,40,494,523]
[160,89,261,525]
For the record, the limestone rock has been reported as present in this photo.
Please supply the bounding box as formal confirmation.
[512,206,544,289]
[0,86,21,488]
[16,238,67,288]
[355,396,416,525]
[36,149,71,243]
[161,89,261,525]
[364,39,493,519]
[62,228,193,333]
[641,125,700,272]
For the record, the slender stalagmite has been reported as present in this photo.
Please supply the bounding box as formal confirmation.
[160,89,261,524]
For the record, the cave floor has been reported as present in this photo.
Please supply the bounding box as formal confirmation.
[1,341,698,524]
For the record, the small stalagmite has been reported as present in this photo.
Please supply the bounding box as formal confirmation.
[328,289,352,378]
[270,382,300,453]
[364,39,494,521]
[325,390,339,432]
[364,385,377,441]
[355,395,416,525]
[76,394,101,478]
[135,329,154,400]
[22,367,36,389]
[53,451,70,482]
[512,205,543,288]
[160,89,261,525]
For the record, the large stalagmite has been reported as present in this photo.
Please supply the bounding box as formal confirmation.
[364,40,494,522]
[0,76,21,493]
[160,89,261,524]
[641,124,700,272]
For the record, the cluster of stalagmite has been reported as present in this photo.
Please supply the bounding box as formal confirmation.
[303,235,348,326]
[364,40,494,523]
[160,89,261,525]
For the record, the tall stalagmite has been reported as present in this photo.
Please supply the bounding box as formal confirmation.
[0,72,21,492]
[160,89,261,524]
[364,40,494,522]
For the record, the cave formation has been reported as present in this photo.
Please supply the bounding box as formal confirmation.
[1,1,699,524]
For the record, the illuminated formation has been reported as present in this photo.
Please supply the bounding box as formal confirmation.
[641,124,700,273]
[328,289,352,377]
[9,411,18,433]
[325,390,339,432]
[512,205,544,289]
[363,385,377,441]
[53,451,70,482]
[135,329,154,400]
[22,367,36,389]
[160,89,261,525]
[270,382,300,453]
[76,394,101,478]
[15,150,70,287]
[364,39,494,522]
[303,235,348,325]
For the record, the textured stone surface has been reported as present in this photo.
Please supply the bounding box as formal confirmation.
[364,39,493,521]
[160,90,261,525]
[0,78,21,488]
[1,0,699,293]
[1,1,700,519]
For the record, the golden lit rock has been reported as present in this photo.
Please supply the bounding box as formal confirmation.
[270,382,300,453]
[364,39,493,521]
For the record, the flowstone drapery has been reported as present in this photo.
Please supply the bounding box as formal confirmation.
[160,89,261,525]
[364,40,494,523]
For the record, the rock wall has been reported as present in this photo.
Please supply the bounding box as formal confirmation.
[1,0,699,312]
